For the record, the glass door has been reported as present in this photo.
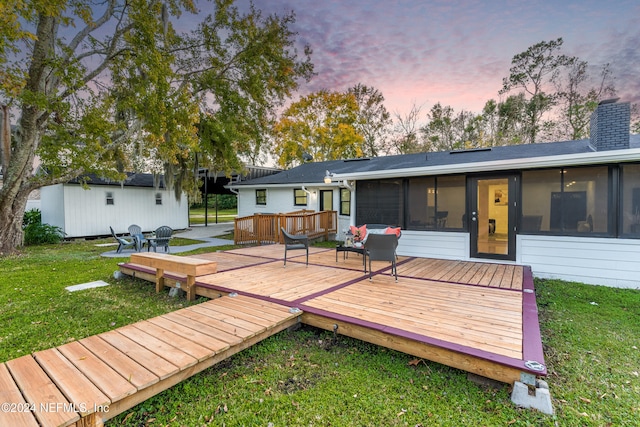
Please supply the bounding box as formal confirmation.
[320,190,333,211]
[469,175,517,261]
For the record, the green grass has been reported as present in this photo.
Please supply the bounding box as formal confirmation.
[1,240,639,426]
[189,207,237,225]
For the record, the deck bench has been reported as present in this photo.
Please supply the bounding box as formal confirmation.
[130,252,217,301]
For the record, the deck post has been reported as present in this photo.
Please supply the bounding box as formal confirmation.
[185,275,196,301]
[155,268,165,294]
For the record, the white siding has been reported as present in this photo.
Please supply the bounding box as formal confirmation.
[238,187,321,216]
[41,184,65,230]
[42,184,188,238]
[26,199,41,211]
[397,230,469,259]
[517,235,640,289]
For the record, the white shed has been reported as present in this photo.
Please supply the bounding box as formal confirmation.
[41,173,189,238]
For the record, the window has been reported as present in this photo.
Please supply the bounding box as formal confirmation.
[521,166,610,234]
[155,193,162,205]
[356,179,403,226]
[340,188,351,216]
[406,175,466,230]
[434,175,466,230]
[106,192,114,205]
[407,177,435,229]
[294,189,307,206]
[620,164,640,236]
[256,189,267,205]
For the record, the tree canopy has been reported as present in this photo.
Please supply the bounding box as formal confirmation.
[272,89,364,168]
[0,0,313,254]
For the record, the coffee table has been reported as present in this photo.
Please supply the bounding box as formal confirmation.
[336,243,367,272]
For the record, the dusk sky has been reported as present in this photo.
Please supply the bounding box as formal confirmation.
[223,0,640,117]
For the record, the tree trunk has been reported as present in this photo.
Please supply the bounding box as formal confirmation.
[0,188,29,255]
[0,14,55,255]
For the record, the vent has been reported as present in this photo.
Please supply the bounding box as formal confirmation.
[450,147,492,154]
[343,157,371,162]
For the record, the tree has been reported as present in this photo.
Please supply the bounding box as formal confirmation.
[347,84,391,157]
[0,0,313,254]
[633,104,640,135]
[551,61,616,141]
[500,38,576,144]
[272,90,364,168]
[421,103,480,151]
[497,93,528,145]
[388,103,423,154]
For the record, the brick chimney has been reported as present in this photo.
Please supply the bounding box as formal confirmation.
[590,98,630,151]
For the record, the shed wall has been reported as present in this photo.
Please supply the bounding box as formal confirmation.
[42,184,188,238]
[41,184,65,231]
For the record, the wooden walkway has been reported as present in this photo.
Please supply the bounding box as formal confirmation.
[0,295,300,427]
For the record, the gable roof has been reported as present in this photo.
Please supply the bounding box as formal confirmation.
[68,172,167,188]
[231,135,640,187]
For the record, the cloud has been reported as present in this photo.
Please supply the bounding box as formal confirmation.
[242,0,639,114]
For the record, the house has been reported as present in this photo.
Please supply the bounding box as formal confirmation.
[41,173,189,238]
[229,99,640,289]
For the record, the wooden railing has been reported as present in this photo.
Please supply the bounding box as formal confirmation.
[234,210,338,245]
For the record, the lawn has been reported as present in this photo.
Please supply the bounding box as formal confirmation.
[1,240,638,426]
[189,207,237,225]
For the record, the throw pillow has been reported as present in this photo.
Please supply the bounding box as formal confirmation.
[350,224,367,241]
[384,227,401,237]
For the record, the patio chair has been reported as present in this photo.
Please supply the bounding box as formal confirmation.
[281,227,309,267]
[128,224,147,252]
[147,225,173,253]
[110,226,135,254]
[364,233,399,281]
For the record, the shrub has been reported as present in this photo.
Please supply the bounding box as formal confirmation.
[22,209,65,245]
[190,194,237,209]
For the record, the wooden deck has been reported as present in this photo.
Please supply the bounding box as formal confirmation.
[1,245,545,426]
[0,295,300,427]
[122,245,546,384]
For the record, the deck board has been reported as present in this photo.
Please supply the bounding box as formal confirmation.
[57,341,139,401]
[98,330,181,380]
[197,261,363,302]
[33,348,111,416]
[78,335,159,390]
[130,321,215,362]
[0,363,41,427]
[145,316,232,353]
[300,277,523,358]
[116,325,199,370]
[5,355,80,427]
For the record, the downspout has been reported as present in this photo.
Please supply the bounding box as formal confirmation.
[341,180,354,191]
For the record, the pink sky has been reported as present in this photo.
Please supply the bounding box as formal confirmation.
[222,0,640,116]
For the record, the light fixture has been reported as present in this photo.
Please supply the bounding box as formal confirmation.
[324,170,333,184]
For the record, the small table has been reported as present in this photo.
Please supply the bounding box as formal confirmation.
[336,244,367,272]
